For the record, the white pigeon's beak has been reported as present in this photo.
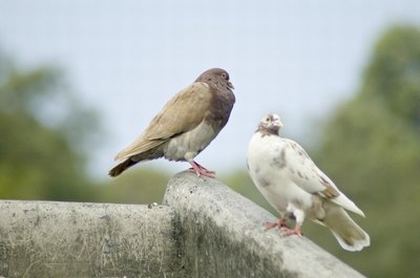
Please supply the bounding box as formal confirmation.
[273,119,283,129]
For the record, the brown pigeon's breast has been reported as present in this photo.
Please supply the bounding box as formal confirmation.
[207,88,235,131]
[163,121,217,161]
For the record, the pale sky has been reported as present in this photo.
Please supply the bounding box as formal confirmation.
[1,0,420,178]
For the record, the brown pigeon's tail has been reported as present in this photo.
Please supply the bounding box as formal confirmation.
[108,146,165,177]
[108,158,138,177]
[322,202,370,252]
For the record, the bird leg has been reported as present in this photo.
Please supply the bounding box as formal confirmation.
[188,161,215,178]
[281,224,303,237]
[280,206,304,237]
[194,161,216,174]
[263,218,288,230]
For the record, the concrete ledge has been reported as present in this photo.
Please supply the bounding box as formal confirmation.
[0,171,365,277]
[0,201,182,277]
[163,171,365,278]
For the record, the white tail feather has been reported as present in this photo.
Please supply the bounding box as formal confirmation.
[331,193,365,217]
[322,203,370,252]
[331,229,370,252]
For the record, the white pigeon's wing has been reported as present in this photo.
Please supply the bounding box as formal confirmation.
[280,139,333,195]
[281,139,365,216]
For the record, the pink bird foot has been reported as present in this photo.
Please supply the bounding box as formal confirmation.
[281,225,303,237]
[263,218,288,231]
[189,161,216,178]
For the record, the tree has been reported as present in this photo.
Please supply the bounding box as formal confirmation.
[0,51,99,201]
[362,25,420,129]
[310,25,420,277]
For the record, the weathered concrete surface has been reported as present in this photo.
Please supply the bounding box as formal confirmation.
[0,171,366,277]
[0,201,183,278]
[163,171,366,278]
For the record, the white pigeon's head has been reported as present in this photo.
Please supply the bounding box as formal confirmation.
[257,113,284,135]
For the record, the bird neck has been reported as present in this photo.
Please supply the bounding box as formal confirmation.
[257,125,280,137]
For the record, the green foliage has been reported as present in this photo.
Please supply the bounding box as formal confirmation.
[0,50,172,205]
[307,25,420,277]
[97,168,170,204]
[0,54,98,201]
[362,25,420,129]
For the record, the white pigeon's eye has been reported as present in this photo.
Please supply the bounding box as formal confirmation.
[265,116,270,122]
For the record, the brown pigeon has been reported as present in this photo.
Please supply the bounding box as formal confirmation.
[109,68,235,178]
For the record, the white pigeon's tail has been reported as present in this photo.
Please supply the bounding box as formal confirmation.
[331,192,365,217]
[322,202,370,252]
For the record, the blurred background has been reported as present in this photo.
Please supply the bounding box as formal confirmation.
[1,1,420,276]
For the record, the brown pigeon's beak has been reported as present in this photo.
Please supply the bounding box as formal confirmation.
[227,81,234,90]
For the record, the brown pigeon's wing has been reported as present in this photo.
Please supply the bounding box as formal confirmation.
[114,82,212,161]
[144,82,212,140]
[114,139,165,161]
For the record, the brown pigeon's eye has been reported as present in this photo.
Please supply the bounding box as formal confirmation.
[221,72,228,80]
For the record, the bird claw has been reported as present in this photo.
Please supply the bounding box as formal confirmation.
[263,222,278,230]
[188,167,216,178]
[263,218,288,231]
[188,161,216,178]
[264,219,303,237]
[280,226,303,237]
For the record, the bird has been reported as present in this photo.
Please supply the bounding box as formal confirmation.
[247,113,370,251]
[108,68,235,178]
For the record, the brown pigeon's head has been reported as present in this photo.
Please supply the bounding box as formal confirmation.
[258,113,283,135]
[195,68,234,91]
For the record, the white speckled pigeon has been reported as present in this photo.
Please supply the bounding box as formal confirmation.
[247,113,370,251]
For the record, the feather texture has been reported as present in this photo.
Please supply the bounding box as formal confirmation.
[247,113,370,251]
[114,82,212,161]
[108,68,235,177]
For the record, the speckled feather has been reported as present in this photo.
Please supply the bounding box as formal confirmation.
[247,113,370,251]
